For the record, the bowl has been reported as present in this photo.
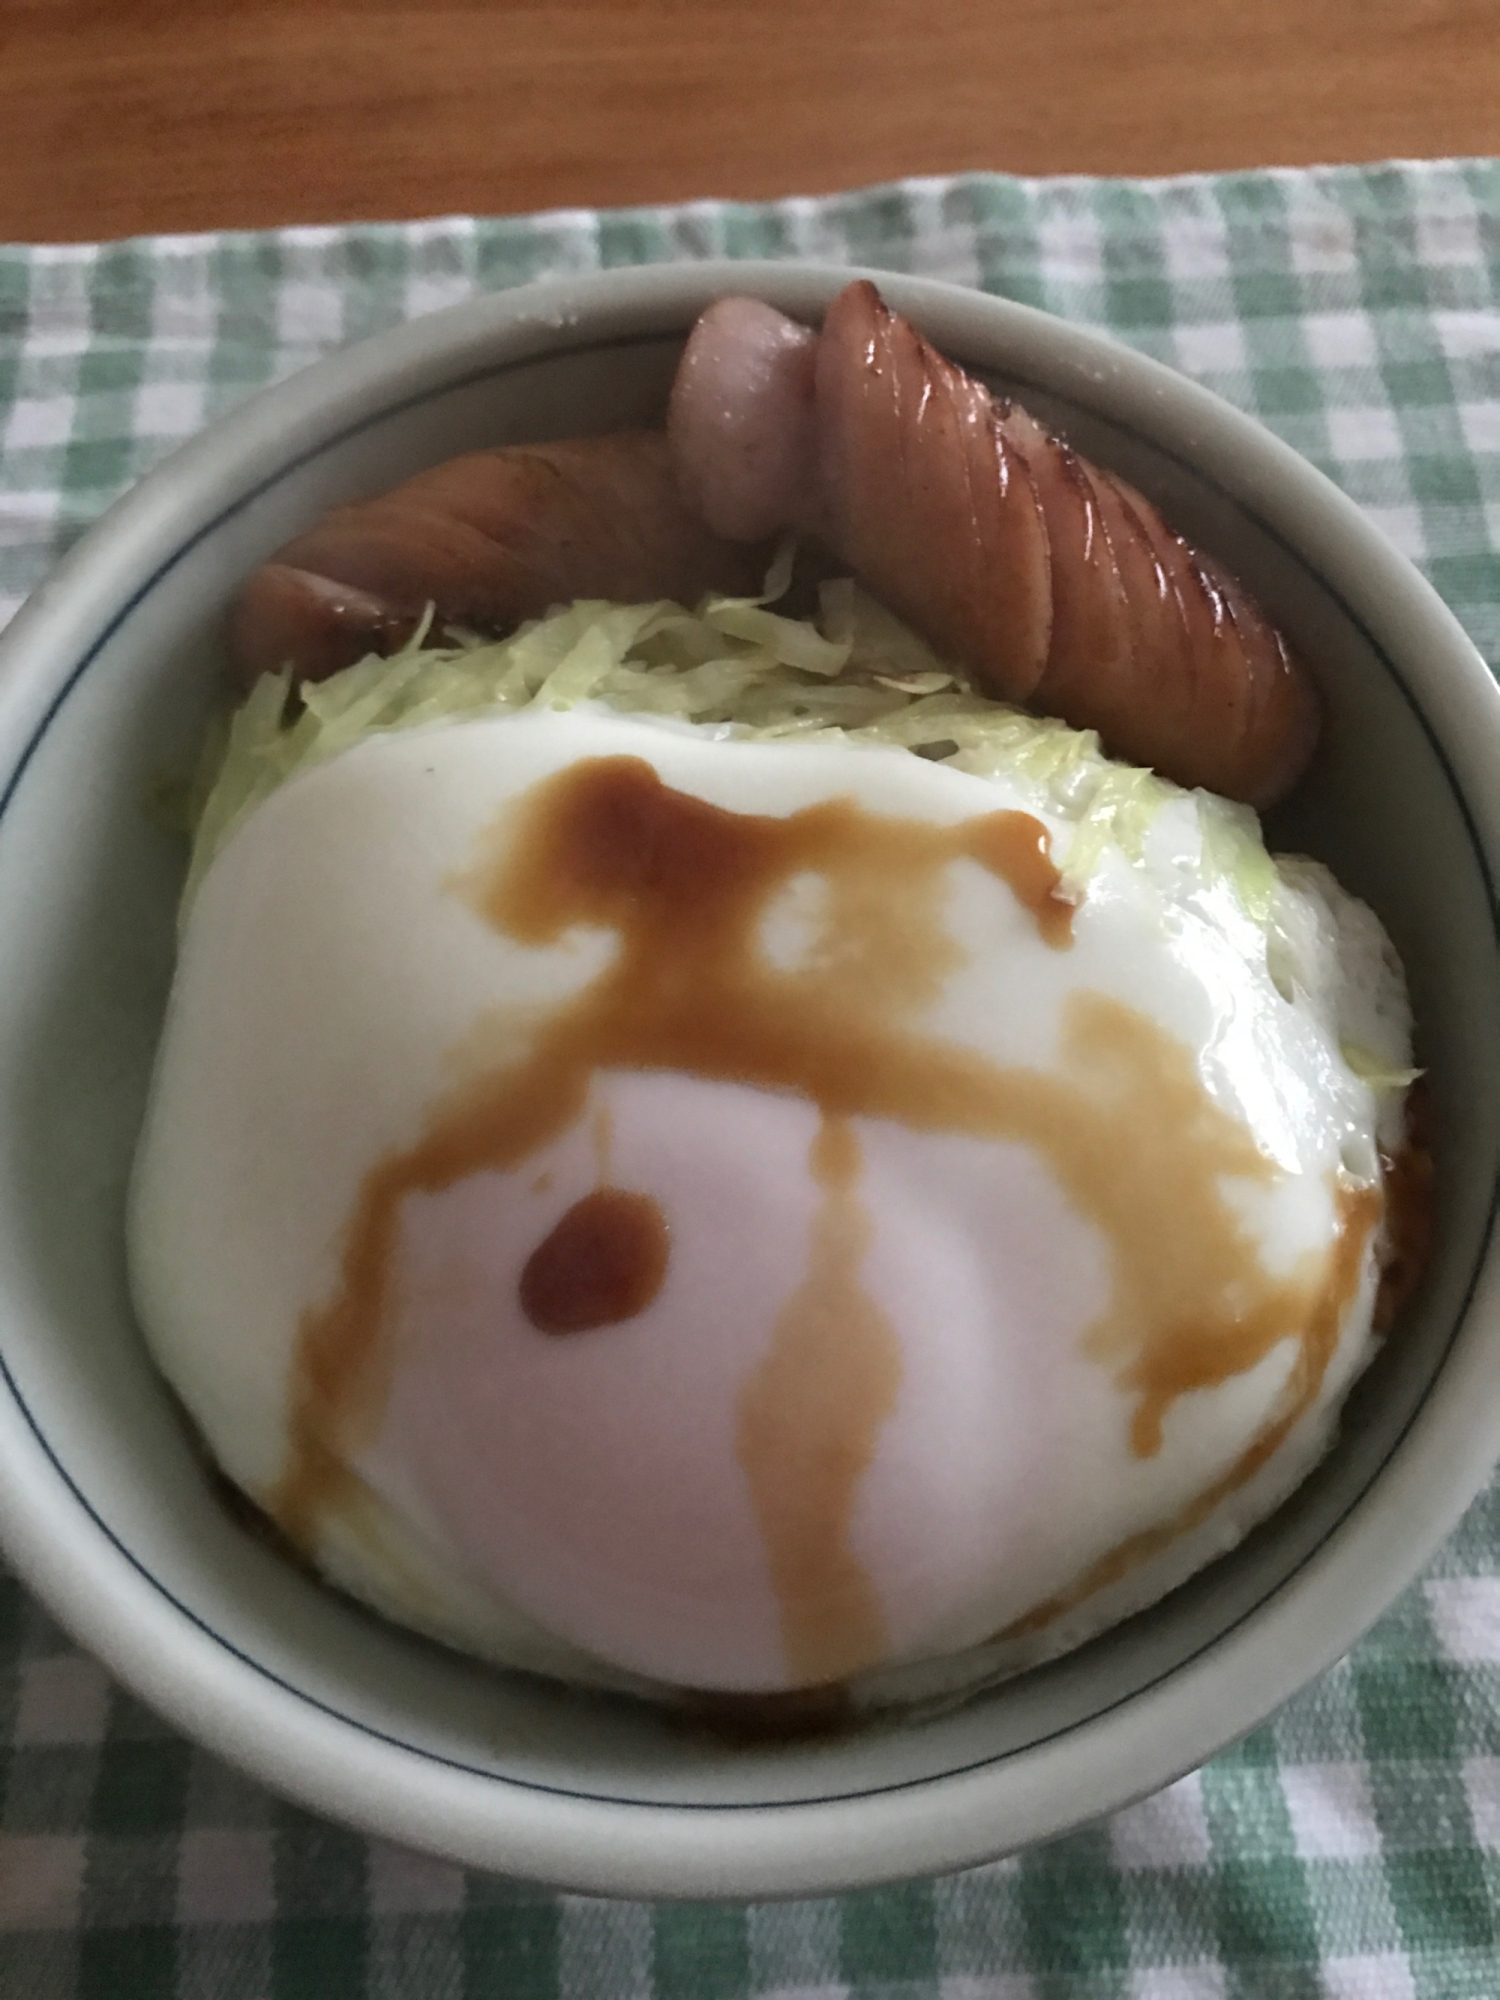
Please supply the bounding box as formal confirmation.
[0,260,1498,1900]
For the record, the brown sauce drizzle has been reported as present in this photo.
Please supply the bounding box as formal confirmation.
[735,1116,902,1685]
[269,751,1383,1689]
[997,1178,1380,1642]
[965,807,1075,950]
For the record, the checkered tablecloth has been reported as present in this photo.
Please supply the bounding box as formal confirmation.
[4,160,1500,1999]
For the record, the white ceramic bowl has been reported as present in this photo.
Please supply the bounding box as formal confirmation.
[1,262,1498,1899]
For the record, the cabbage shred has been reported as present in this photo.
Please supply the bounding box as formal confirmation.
[185,568,1277,925]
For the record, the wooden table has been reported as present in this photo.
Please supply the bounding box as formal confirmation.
[3,0,1498,241]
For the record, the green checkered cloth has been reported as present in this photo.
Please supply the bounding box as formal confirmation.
[4,160,1500,1999]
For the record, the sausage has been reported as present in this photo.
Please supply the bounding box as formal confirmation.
[230,432,770,687]
[668,282,1320,807]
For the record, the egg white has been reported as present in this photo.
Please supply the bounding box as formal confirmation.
[129,706,1409,1705]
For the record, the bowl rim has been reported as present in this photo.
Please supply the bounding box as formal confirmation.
[2,259,1500,1897]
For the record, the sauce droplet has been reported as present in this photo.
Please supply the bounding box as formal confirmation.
[519,1187,670,1334]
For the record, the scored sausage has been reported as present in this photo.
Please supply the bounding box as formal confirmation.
[669,281,1320,808]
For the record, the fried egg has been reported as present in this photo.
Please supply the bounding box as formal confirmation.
[128,707,1413,1706]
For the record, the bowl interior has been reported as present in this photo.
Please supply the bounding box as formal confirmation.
[0,282,1496,1834]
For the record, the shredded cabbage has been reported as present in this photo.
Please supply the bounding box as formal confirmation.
[1340,1041,1423,1094]
[184,569,1285,929]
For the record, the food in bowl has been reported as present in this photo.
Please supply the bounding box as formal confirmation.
[231,281,1318,810]
[127,284,1428,1720]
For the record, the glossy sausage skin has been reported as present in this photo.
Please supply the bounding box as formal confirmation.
[230,432,770,687]
[670,282,1321,807]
